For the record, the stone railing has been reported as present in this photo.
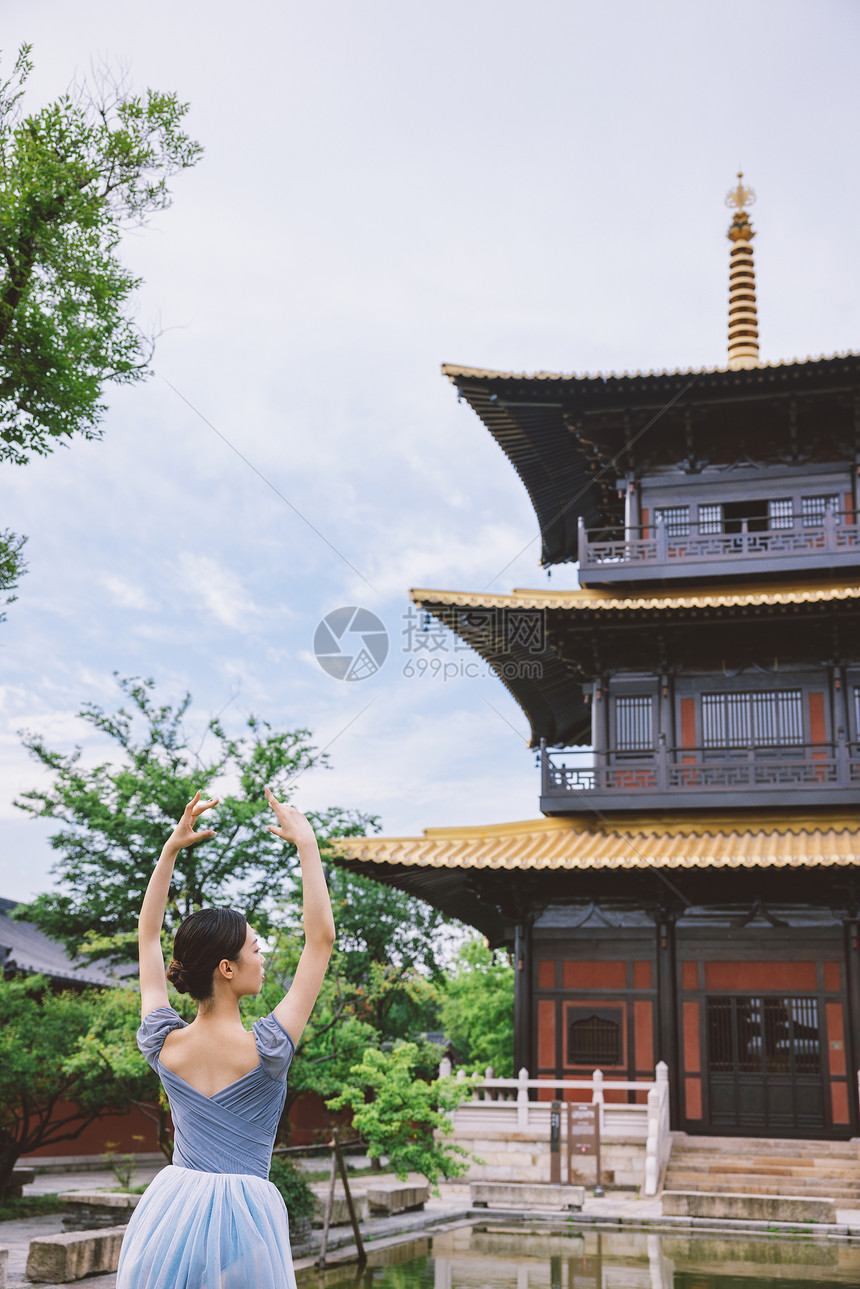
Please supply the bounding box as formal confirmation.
[644,1061,671,1196]
[439,1059,670,1196]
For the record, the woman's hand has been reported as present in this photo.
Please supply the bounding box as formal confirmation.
[165,790,219,852]
[265,786,316,846]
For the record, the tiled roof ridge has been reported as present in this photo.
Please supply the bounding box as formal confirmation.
[336,819,860,872]
[340,814,860,845]
[411,581,860,613]
[441,351,860,384]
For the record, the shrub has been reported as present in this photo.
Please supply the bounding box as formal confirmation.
[268,1154,316,1224]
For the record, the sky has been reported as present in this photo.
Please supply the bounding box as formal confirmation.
[1,0,859,903]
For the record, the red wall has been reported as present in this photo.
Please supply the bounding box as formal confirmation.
[23,1103,161,1159]
[535,957,656,1104]
[535,946,855,1135]
[286,1093,352,1146]
[704,961,816,991]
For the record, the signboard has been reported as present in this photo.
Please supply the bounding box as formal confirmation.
[567,1102,602,1192]
[567,1102,597,1156]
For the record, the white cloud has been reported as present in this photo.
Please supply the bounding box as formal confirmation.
[174,552,265,632]
[101,574,159,613]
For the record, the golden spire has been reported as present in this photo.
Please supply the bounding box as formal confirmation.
[725,171,760,370]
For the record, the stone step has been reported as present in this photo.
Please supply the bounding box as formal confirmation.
[665,1180,856,1196]
[666,1159,860,1178]
[665,1136,860,1202]
[667,1162,860,1181]
[670,1160,860,1170]
[664,1182,860,1201]
[671,1149,859,1165]
[673,1135,858,1156]
[663,1191,837,1223]
[663,1172,860,1199]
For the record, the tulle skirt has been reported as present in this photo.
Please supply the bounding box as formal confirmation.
[116,1165,297,1289]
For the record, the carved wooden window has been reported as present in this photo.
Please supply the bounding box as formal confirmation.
[802,494,840,527]
[567,1010,622,1066]
[654,505,689,537]
[701,690,803,749]
[698,503,723,534]
[708,996,820,1075]
[767,497,794,530]
[615,696,653,753]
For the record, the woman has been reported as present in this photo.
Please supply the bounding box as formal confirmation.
[116,787,335,1289]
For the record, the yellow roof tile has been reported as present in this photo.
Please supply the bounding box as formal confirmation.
[338,813,860,872]
[441,353,860,384]
[411,581,860,613]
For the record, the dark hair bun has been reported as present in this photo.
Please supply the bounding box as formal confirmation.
[168,908,247,1002]
[166,958,191,994]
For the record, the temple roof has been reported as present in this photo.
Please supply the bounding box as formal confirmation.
[412,579,860,614]
[443,353,860,566]
[0,897,121,989]
[334,813,860,938]
[412,580,860,747]
[443,352,859,385]
[340,812,860,872]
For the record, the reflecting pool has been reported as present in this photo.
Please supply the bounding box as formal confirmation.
[303,1224,860,1289]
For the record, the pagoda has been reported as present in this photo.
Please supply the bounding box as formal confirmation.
[340,177,860,1139]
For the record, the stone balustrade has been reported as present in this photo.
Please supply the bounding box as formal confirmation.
[438,1061,671,1195]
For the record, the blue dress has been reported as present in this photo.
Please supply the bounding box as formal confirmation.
[116,1006,297,1289]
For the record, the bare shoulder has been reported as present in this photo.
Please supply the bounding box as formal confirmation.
[161,1023,257,1059]
[159,1022,260,1096]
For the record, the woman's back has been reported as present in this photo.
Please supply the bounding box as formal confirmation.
[137,1007,294,1177]
[159,1019,260,1098]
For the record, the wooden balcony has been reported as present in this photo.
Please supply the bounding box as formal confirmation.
[577,510,860,585]
[540,740,860,811]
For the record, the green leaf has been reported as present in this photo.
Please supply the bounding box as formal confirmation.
[326,1043,478,1191]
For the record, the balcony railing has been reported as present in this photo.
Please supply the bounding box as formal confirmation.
[577,509,860,583]
[540,739,860,810]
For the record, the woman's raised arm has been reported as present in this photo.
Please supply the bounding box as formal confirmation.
[265,787,336,1044]
[138,791,218,1018]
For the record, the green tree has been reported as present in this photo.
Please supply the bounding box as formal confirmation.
[67,984,196,1162]
[0,45,201,463]
[0,976,132,1200]
[15,674,374,959]
[439,937,514,1076]
[327,868,452,982]
[0,526,25,626]
[0,45,201,608]
[278,867,448,1041]
[326,1042,477,1190]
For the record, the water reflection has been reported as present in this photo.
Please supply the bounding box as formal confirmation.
[304,1225,860,1289]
